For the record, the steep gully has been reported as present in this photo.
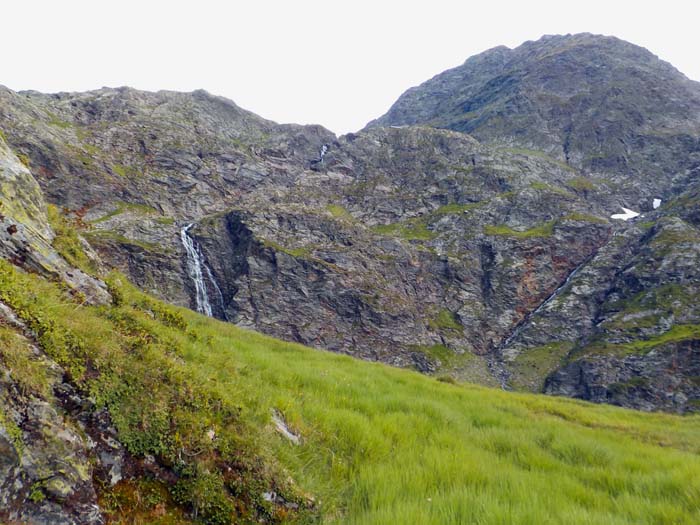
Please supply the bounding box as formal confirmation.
[488,231,615,389]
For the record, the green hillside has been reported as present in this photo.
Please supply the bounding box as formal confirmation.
[1,252,699,524]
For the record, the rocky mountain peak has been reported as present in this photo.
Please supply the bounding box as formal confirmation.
[366,34,700,206]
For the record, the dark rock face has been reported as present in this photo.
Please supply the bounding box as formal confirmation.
[0,33,699,413]
[545,340,700,412]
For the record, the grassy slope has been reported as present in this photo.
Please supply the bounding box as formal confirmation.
[188,319,700,525]
[1,258,699,524]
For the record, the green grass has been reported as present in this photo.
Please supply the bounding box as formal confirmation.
[90,201,160,224]
[262,239,314,258]
[429,308,463,332]
[1,257,700,523]
[651,226,700,248]
[326,204,352,220]
[415,343,470,369]
[47,204,100,275]
[563,213,608,225]
[434,202,483,215]
[567,177,597,192]
[530,181,576,199]
[484,221,556,239]
[500,147,575,172]
[372,218,437,241]
[46,111,73,129]
[584,324,700,357]
[602,283,697,335]
[16,152,31,168]
[508,342,574,392]
[0,326,52,398]
[120,289,700,525]
[85,230,166,253]
[0,404,23,456]
[0,262,310,524]
[112,163,139,178]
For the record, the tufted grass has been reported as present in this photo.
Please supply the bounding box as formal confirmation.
[130,284,700,524]
[0,260,699,523]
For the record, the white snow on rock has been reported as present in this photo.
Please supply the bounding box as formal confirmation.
[653,198,662,209]
[611,207,640,221]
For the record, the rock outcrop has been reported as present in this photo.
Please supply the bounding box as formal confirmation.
[0,302,103,524]
[367,33,700,204]
[0,135,109,304]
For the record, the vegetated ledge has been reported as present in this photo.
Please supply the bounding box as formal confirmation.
[581,324,700,357]
[483,213,609,239]
[484,220,556,239]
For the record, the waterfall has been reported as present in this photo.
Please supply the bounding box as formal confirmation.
[180,223,219,317]
[203,263,228,320]
[318,144,329,163]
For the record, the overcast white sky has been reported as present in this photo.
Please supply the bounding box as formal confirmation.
[4,1,699,134]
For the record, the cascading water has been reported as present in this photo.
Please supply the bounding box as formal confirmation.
[203,263,228,320]
[318,144,329,163]
[180,223,217,317]
[489,246,607,390]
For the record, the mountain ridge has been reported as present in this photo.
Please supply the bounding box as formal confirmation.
[0,33,698,413]
[1,31,700,524]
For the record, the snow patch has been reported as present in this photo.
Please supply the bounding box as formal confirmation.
[610,207,640,221]
[653,198,662,209]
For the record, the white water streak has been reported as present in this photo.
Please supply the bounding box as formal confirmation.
[499,257,591,351]
[318,144,328,163]
[180,223,213,317]
[203,263,227,320]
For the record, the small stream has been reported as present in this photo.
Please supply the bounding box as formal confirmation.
[498,257,591,351]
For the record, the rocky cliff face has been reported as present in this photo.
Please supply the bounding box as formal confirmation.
[0,133,304,524]
[0,302,104,525]
[365,33,700,411]
[0,136,110,523]
[0,33,698,413]
[0,135,108,304]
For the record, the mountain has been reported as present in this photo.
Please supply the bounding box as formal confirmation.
[1,33,700,524]
[367,33,700,203]
[367,33,700,410]
[0,34,698,414]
